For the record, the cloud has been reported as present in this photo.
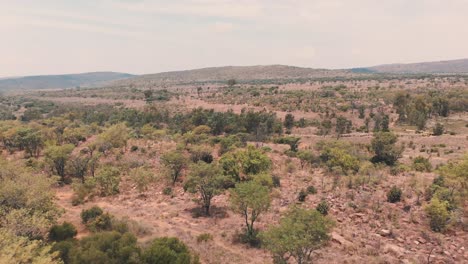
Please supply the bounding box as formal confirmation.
[211,22,235,33]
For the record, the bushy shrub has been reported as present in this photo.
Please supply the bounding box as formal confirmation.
[387,186,402,203]
[307,185,317,194]
[425,198,450,232]
[412,156,432,172]
[196,233,213,243]
[49,222,77,242]
[142,237,199,264]
[316,200,329,215]
[271,175,281,187]
[81,206,103,224]
[297,189,308,202]
[87,213,113,232]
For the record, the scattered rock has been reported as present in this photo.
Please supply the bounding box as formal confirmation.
[417,237,427,244]
[380,229,392,237]
[331,232,352,247]
[383,243,405,257]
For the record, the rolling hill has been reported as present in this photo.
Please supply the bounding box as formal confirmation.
[112,65,357,86]
[0,72,134,91]
[362,58,468,74]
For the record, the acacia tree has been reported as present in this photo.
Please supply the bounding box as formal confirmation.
[44,144,75,180]
[184,162,226,215]
[69,154,91,183]
[297,150,314,169]
[284,113,295,132]
[161,151,188,185]
[371,132,403,166]
[230,181,270,238]
[261,207,334,264]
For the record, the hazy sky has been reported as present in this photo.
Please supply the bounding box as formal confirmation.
[1,0,468,77]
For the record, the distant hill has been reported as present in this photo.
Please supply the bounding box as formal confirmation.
[113,65,357,86]
[0,72,134,91]
[364,58,468,74]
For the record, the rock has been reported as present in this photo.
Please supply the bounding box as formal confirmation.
[396,237,404,243]
[380,229,392,237]
[443,251,451,257]
[414,241,420,245]
[383,243,405,257]
[417,237,427,244]
[331,232,352,247]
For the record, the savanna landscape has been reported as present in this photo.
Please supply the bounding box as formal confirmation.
[0,63,467,264]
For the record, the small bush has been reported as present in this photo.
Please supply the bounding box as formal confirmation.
[297,189,308,202]
[425,198,450,232]
[272,175,281,187]
[307,185,317,194]
[432,123,444,136]
[81,206,103,224]
[48,222,77,241]
[387,186,402,203]
[316,200,329,215]
[412,156,432,172]
[196,233,213,243]
[130,145,139,152]
[163,187,173,196]
[88,213,113,232]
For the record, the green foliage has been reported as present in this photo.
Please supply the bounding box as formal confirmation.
[425,198,450,232]
[219,145,271,183]
[335,116,352,138]
[161,151,188,185]
[319,142,360,175]
[284,113,295,131]
[261,207,334,264]
[0,159,60,239]
[94,166,121,196]
[297,189,308,202]
[432,123,444,136]
[81,206,104,224]
[49,222,77,242]
[387,186,402,203]
[412,156,432,172]
[230,181,270,239]
[371,132,403,166]
[44,144,75,180]
[0,228,62,264]
[184,162,226,215]
[196,233,213,243]
[68,231,141,264]
[274,136,300,152]
[129,167,156,193]
[316,200,330,215]
[96,123,129,150]
[306,185,317,194]
[142,237,199,264]
[296,150,314,169]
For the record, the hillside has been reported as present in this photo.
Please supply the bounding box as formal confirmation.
[113,65,357,86]
[0,72,134,91]
[364,58,468,74]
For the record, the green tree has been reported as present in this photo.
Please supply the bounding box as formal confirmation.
[371,132,403,166]
[335,116,351,139]
[142,237,199,264]
[161,151,188,185]
[94,166,121,196]
[184,162,226,215]
[275,136,301,152]
[432,123,444,136]
[69,154,91,183]
[219,145,271,182]
[261,207,334,264]
[284,113,295,132]
[0,229,62,264]
[297,150,314,169]
[44,144,75,180]
[227,79,237,87]
[230,181,270,238]
[425,198,450,232]
[68,231,141,264]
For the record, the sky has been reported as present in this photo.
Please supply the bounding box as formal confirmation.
[1,0,468,77]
